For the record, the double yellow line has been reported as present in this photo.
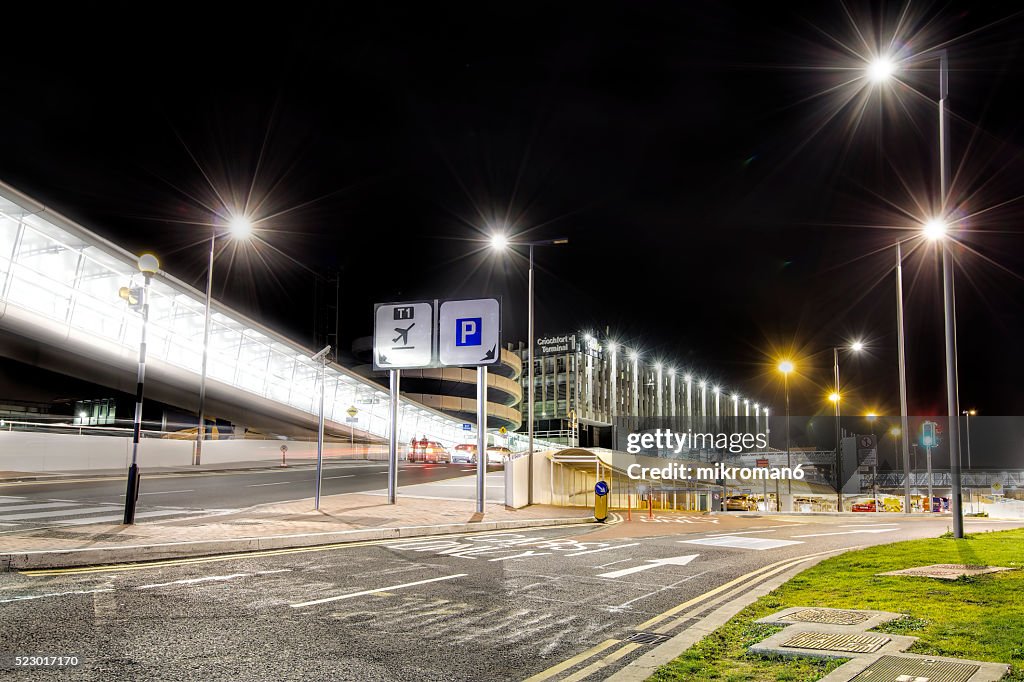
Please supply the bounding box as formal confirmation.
[524,547,849,681]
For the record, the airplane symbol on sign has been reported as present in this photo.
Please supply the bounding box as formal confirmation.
[392,323,415,346]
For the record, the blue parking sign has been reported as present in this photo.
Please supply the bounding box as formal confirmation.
[455,317,482,346]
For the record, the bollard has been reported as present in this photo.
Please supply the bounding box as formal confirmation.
[280,444,288,467]
[648,494,653,520]
[627,494,632,521]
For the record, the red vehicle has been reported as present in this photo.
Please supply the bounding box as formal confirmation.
[851,499,878,512]
[407,438,450,463]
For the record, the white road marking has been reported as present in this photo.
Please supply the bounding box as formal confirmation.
[838,523,900,528]
[565,543,641,557]
[136,570,289,590]
[705,529,779,536]
[679,536,804,550]
[324,475,356,480]
[793,528,900,538]
[119,490,195,496]
[597,554,699,579]
[291,574,468,607]
[0,502,79,512]
[0,505,121,521]
[595,558,633,569]
[247,481,294,487]
[0,496,27,502]
[0,588,114,603]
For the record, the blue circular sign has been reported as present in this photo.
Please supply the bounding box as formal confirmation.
[594,480,609,497]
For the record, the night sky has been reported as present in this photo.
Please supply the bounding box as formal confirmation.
[2,1,1023,417]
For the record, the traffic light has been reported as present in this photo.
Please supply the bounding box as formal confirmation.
[921,421,936,448]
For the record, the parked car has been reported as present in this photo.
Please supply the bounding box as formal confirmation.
[485,446,513,464]
[408,438,450,463]
[851,498,879,512]
[725,495,758,511]
[451,444,477,464]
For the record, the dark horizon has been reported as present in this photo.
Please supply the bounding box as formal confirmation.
[2,1,1023,417]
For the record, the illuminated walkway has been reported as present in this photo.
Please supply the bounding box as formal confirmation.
[0,180,544,449]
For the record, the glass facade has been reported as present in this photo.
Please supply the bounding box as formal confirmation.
[0,183,555,451]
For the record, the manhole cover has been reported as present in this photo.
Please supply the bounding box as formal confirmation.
[878,564,1011,580]
[853,655,979,682]
[627,632,672,645]
[782,608,871,625]
[783,631,890,654]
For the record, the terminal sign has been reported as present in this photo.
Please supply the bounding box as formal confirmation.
[373,301,434,370]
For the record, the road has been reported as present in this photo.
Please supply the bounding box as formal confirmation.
[2,511,1020,681]
[0,462,492,532]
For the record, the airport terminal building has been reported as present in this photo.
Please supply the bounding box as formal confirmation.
[509,331,770,448]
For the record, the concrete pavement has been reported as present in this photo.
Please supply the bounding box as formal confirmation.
[2,511,1019,680]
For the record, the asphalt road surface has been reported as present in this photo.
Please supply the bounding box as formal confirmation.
[2,512,1020,681]
[0,462,490,531]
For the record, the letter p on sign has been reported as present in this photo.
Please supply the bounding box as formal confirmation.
[456,317,482,346]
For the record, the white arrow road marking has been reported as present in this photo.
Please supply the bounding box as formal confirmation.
[597,554,699,579]
[679,536,803,550]
[290,573,468,608]
[793,528,900,538]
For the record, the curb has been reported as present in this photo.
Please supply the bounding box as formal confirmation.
[0,516,595,571]
[605,552,842,682]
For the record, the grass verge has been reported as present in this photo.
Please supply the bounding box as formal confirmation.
[650,528,1024,682]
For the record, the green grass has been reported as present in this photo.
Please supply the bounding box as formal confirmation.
[651,528,1024,682]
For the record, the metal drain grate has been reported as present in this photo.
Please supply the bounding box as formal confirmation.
[853,655,980,682]
[783,631,890,654]
[783,608,872,625]
[627,632,672,645]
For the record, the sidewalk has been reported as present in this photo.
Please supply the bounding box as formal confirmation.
[0,493,594,570]
[0,458,386,482]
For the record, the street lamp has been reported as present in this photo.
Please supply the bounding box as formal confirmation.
[962,409,976,469]
[865,49,964,536]
[123,253,160,524]
[490,234,568,504]
[776,360,793,509]
[195,214,255,466]
[832,340,865,511]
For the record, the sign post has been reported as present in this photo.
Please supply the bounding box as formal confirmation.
[312,345,331,510]
[439,297,501,514]
[922,421,937,512]
[374,302,435,505]
[594,480,609,522]
[757,457,769,511]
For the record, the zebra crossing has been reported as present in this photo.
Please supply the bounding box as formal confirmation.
[0,495,233,528]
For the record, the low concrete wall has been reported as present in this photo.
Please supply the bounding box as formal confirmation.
[0,431,403,472]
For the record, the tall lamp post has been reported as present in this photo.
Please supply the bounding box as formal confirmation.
[866,50,963,536]
[490,234,568,505]
[962,409,976,469]
[831,340,865,511]
[777,360,793,510]
[195,216,254,466]
[122,254,160,525]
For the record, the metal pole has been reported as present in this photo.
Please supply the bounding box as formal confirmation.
[527,245,535,504]
[926,444,933,512]
[387,369,400,504]
[124,272,152,525]
[195,232,215,466]
[937,51,963,538]
[314,355,326,510]
[477,365,488,513]
[964,412,972,470]
[834,347,843,511]
[785,373,791,502]
[897,241,912,514]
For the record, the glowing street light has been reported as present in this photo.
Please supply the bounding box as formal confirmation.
[828,392,840,404]
[923,218,947,241]
[195,214,256,466]
[866,55,896,83]
[490,234,568,502]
